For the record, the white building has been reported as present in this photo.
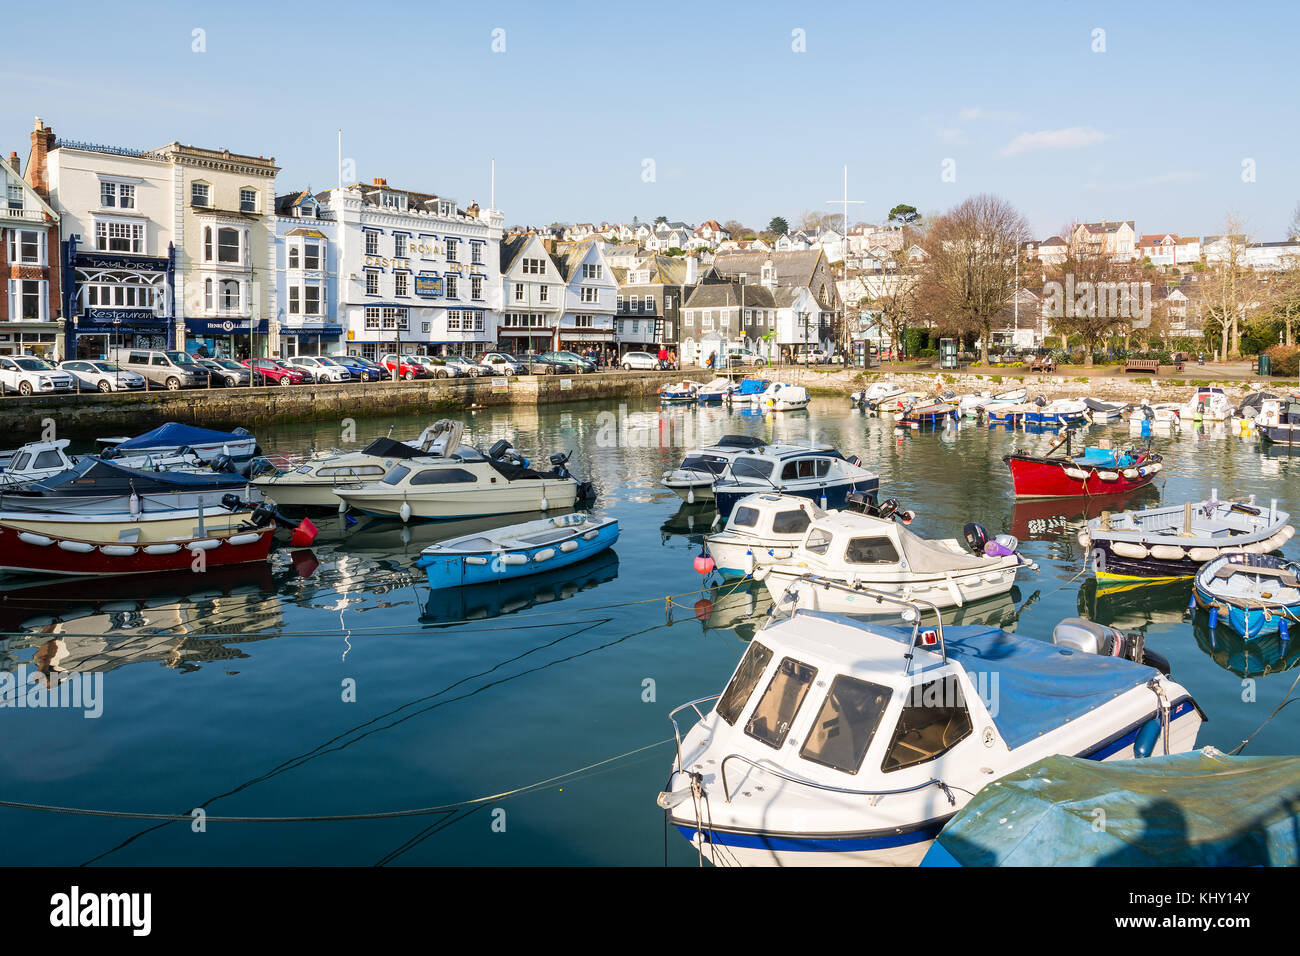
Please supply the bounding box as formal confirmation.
[2,141,61,358]
[273,191,340,356]
[499,233,564,354]
[317,178,504,361]
[553,240,617,352]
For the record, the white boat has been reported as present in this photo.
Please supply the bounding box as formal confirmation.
[696,378,734,403]
[752,496,1034,610]
[334,435,594,521]
[704,493,826,576]
[1180,386,1232,422]
[757,382,809,412]
[982,387,1029,407]
[850,382,904,408]
[97,423,259,462]
[658,599,1202,866]
[1082,398,1130,423]
[1128,401,1183,433]
[1024,398,1088,426]
[713,445,880,518]
[252,421,466,509]
[661,435,770,504]
[0,439,214,489]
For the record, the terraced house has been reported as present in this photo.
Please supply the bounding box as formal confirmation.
[317,178,503,361]
[499,233,564,354]
[273,191,339,356]
[614,254,697,354]
[553,240,616,352]
[1,129,60,359]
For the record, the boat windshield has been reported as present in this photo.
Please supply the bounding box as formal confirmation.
[680,454,727,475]
[729,458,774,481]
[799,675,893,774]
[382,465,411,485]
[730,506,760,529]
[745,657,817,749]
[880,675,972,773]
[716,642,773,725]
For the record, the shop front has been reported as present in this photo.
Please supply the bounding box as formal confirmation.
[0,323,63,359]
[65,247,175,359]
[280,322,344,357]
[73,310,172,359]
[184,318,271,361]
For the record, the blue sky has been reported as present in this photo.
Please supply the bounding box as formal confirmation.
[3,0,1296,239]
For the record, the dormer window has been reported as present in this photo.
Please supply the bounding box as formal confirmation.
[438,200,453,218]
[381,192,406,211]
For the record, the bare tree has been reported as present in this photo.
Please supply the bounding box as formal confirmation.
[1042,231,1140,365]
[1201,214,1254,361]
[916,195,1030,365]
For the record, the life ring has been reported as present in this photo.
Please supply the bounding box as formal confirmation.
[1113,541,1149,559]
[1150,544,1186,561]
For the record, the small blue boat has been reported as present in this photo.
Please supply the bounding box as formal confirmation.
[727,378,769,401]
[100,422,259,462]
[416,513,618,588]
[923,748,1300,866]
[1194,553,1300,640]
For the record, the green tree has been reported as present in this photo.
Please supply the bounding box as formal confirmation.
[768,216,789,236]
[654,215,668,226]
[888,204,921,227]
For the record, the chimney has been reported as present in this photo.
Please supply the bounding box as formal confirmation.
[372,177,387,187]
[27,117,55,198]
[684,255,698,285]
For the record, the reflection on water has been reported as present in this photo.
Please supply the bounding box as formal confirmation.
[421,550,620,626]
[1192,610,1300,678]
[1077,577,1193,630]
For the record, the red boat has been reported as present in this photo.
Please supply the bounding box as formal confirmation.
[0,522,275,576]
[1003,434,1163,498]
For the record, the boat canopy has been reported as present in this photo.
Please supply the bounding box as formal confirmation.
[108,422,250,452]
[360,436,430,460]
[924,749,1300,866]
[3,457,245,496]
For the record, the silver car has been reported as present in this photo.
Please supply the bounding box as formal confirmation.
[59,359,146,392]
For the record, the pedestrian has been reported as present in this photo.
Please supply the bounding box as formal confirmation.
[657,344,668,369]
[707,350,716,370]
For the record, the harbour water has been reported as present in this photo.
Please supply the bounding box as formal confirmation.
[1,398,1297,866]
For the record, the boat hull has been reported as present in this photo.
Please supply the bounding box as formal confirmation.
[1004,454,1158,498]
[715,477,879,519]
[337,479,579,519]
[0,523,272,576]
[759,563,1019,612]
[417,518,618,588]
[0,508,262,545]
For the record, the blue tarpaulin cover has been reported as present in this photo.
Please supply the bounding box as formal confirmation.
[922,749,1300,866]
[112,423,249,450]
[1076,447,1135,467]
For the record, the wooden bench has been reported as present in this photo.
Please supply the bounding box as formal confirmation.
[1125,359,1160,373]
[1030,357,1055,373]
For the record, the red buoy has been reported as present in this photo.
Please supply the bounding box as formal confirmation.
[694,554,715,575]
[291,516,319,547]
[694,598,714,621]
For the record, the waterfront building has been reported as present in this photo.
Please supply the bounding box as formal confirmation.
[317,178,503,361]
[614,254,696,354]
[1,132,61,358]
[554,240,617,352]
[273,191,340,356]
[499,233,564,354]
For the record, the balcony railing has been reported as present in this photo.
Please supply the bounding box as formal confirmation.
[2,206,47,222]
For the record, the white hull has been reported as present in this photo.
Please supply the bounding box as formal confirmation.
[255,478,362,509]
[337,480,578,519]
[663,479,714,503]
[761,564,1019,611]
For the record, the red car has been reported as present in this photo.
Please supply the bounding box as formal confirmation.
[243,358,309,386]
[379,353,429,381]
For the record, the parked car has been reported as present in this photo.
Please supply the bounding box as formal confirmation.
[725,347,766,368]
[480,352,527,375]
[378,353,430,380]
[334,355,384,382]
[243,358,309,386]
[443,355,492,378]
[0,355,75,396]
[795,348,838,365]
[59,359,145,392]
[113,349,206,390]
[197,358,252,387]
[413,355,466,379]
[285,355,352,383]
[541,350,596,374]
[620,351,660,371]
[517,353,563,375]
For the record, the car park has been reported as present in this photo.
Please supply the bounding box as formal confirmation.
[620,351,659,370]
[0,355,76,395]
[480,352,527,375]
[243,358,309,386]
[411,355,464,379]
[59,359,146,392]
[541,350,596,374]
[286,355,352,383]
[113,349,206,390]
[334,356,384,382]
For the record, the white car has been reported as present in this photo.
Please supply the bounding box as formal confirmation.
[444,355,492,377]
[725,348,766,367]
[621,351,660,370]
[480,352,526,375]
[286,355,352,383]
[59,359,146,392]
[795,348,840,365]
[0,355,75,396]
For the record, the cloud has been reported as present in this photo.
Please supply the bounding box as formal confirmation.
[936,127,966,144]
[1001,127,1109,157]
[959,107,1019,122]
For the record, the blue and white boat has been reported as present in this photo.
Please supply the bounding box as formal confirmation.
[726,378,770,403]
[1194,552,1300,640]
[659,381,701,404]
[695,378,734,404]
[99,422,259,463]
[1023,398,1088,427]
[658,603,1202,866]
[712,443,879,517]
[416,512,618,588]
[661,435,769,503]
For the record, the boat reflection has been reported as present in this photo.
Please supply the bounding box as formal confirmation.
[0,561,285,676]
[660,501,717,545]
[691,578,773,641]
[1192,609,1300,678]
[420,549,619,627]
[1008,485,1160,543]
[1077,577,1192,629]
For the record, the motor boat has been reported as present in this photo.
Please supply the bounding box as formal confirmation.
[1180,386,1232,422]
[898,400,956,429]
[1003,431,1162,498]
[417,513,618,588]
[0,439,215,488]
[661,435,770,504]
[850,381,904,408]
[97,423,259,463]
[659,381,702,404]
[1081,398,1130,423]
[1238,390,1279,420]
[1193,553,1300,640]
[334,437,595,521]
[712,444,879,518]
[657,600,1201,866]
[726,379,770,403]
[873,392,928,415]
[703,493,827,577]
[984,402,1038,427]
[0,456,263,515]
[753,494,1034,611]
[1023,397,1088,427]
[923,749,1297,867]
[251,421,471,509]
[982,387,1029,407]
[757,382,809,412]
[1079,491,1294,583]
[1256,395,1300,446]
[696,378,734,404]
[1128,401,1183,434]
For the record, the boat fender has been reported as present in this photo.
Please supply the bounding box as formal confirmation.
[57,539,96,554]
[18,532,55,547]
[1281,526,1297,543]
[143,544,181,555]
[1149,544,1186,561]
[533,548,556,563]
[1122,468,1139,479]
[188,539,220,552]
[1148,462,1162,474]
[559,540,579,553]
[464,556,489,565]
[1134,718,1163,758]
[743,550,755,575]
[1112,541,1149,559]
[100,545,137,557]
[1188,547,1221,562]
[499,553,528,566]
[1064,467,1089,480]
[1077,530,1092,547]
[1098,471,1119,481]
[582,530,599,541]
[399,501,412,523]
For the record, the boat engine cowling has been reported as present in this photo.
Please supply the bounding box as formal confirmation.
[984,533,1019,557]
[964,522,990,555]
[845,491,879,516]
[1052,617,1171,674]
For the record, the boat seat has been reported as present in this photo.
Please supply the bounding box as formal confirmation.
[518,530,574,545]
[1214,564,1300,588]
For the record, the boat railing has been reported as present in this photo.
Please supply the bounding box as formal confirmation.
[769,573,948,671]
[667,694,723,769]
[719,753,953,806]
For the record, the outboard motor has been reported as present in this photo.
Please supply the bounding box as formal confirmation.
[1034,394,1047,407]
[210,454,236,474]
[1052,617,1171,674]
[845,491,878,516]
[246,457,280,479]
[877,498,900,520]
[984,533,1019,557]
[963,522,990,555]
[224,494,319,547]
[548,450,574,479]
[488,439,513,460]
